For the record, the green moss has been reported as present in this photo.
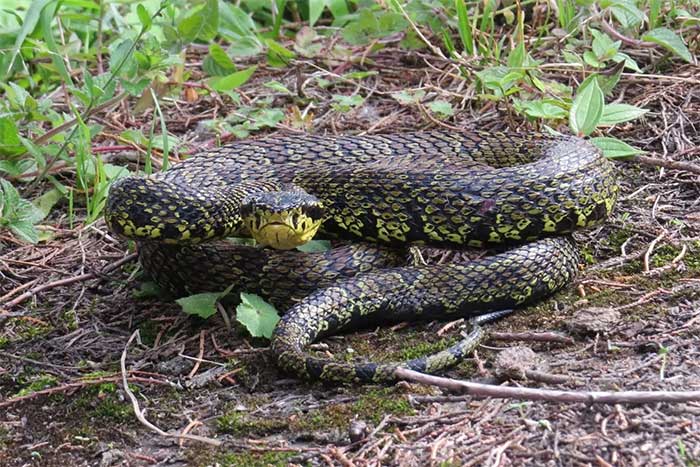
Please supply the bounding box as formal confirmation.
[0,336,8,349]
[13,374,58,397]
[396,337,457,361]
[217,411,288,436]
[352,388,414,423]
[71,384,134,423]
[216,451,294,467]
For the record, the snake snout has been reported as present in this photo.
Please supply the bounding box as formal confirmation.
[241,190,325,250]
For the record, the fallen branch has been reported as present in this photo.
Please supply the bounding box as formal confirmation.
[632,154,700,176]
[395,368,700,404]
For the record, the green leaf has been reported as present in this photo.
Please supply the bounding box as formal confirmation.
[427,100,454,117]
[203,44,236,76]
[176,285,234,319]
[308,0,326,26]
[514,99,568,119]
[1,0,54,79]
[33,188,63,219]
[266,39,295,67]
[590,137,645,159]
[642,28,693,63]
[136,4,152,31]
[391,89,426,105]
[570,77,604,136]
[236,293,281,339]
[455,0,473,55]
[208,66,257,92]
[0,117,23,157]
[599,103,648,126]
[178,0,219,42]
[608,0,646,29]
[132,281,163,299]
[263,81,292,94]
[331,94,364,112]
[590,29,620,60]
[296,240,331,253]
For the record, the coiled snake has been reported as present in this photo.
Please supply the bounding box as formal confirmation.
[106,130,618,383]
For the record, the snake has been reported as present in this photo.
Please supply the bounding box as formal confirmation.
[105,130,618,384]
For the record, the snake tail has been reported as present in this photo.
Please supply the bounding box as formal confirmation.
[270,237,579,384]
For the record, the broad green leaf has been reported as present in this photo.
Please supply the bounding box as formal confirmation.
[33,188,63,219]
[266,39,295,67]
[203,43,236,76]
[236,293,281,339]
[590,137,645,159]
[1,0,53,79]
[0,117,23,156]
[570,78,604,136]
[608,0,646,28]
[208,66,257,92]
[178,0,218,42]
[507,41,525,68]
[428,100,454,117]
[136,4,152,31]
[176,284,234,319]
[599,103,648,126]
[308,0,325,26]
[590,29,620,60]
[514,99,568,119]
[642,28,693,63]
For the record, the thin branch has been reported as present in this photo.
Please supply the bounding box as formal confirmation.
[395,368,700,404]
[120,330,222,447]
[632,154,700,176]
[0,252,137,310]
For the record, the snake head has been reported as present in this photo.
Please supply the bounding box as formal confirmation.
[241,190,326,250]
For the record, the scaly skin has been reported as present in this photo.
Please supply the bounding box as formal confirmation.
[104,130,618,383]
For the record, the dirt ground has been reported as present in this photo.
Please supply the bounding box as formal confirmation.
[1,48,700,466]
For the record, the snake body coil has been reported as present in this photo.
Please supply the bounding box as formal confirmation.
[106,130,618,383]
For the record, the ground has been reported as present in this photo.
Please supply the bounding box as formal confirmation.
[2,37,700,467]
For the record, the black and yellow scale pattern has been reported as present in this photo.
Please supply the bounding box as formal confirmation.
[105,130,618,383]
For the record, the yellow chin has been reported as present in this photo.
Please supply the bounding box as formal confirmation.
[255,222,321,250]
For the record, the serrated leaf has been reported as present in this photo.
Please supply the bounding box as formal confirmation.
[208,66,257,92]
[209,43,235,70]
[176,285,234,319]
[599,103,648,125]
[236,293,281,339]
[570,78,604,136]
[590,137,645,159]
[642,28,693,63]
[609,0,646,28]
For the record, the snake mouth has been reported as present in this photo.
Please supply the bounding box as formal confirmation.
[256,222,312,250]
